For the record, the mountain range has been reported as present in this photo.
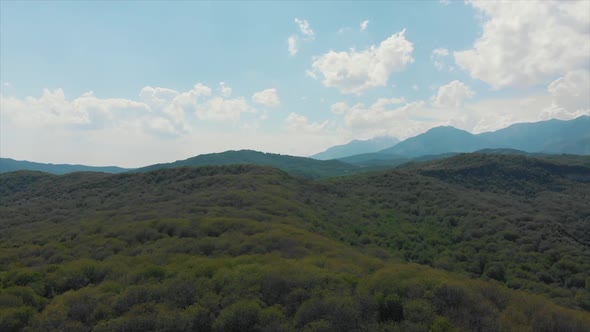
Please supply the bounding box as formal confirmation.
[380,116,590,157]
[0,157,129,174]
[333,116,590,164]
[1,116,588,175]
[311,136,400,160]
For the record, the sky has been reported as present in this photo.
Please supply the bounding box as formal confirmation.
[1,0,589,167]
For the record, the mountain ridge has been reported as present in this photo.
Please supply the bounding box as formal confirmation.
[0,157,130,175]
[379,116,590,157]
[134,149,360,179]
[311,136,400,160]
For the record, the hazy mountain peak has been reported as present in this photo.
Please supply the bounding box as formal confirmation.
[311,136,399,160]
[377,116,589,158]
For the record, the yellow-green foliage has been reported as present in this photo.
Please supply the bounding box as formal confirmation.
[1,159,590,331]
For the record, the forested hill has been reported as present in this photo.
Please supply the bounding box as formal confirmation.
[1,154,590,331]
[0,157,130,175]
[134,149,360,178]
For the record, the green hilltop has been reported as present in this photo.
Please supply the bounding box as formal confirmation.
[133,150,360,179]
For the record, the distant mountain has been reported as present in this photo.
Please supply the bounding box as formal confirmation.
[311,136,399,160]
[379,116,590,157]
[0,157,130,175]
[478,115,590,154]
[379,126,486,158]
[135,149,359,178]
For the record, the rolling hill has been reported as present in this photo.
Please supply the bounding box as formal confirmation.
[1,153,590,330]
[134,149,360,178]
[0,157,130,175]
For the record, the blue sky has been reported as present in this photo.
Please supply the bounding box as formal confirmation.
[1,1,589,167]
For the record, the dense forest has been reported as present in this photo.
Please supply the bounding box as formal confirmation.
[1,153,590,331]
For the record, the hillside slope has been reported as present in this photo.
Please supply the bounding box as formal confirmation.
[0,157,130,174]
[1,155,590,330]
[134,149,359,179]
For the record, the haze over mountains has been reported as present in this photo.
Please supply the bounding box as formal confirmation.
[1,116,588,175]
[315,116,590,161]
[2,117,590,330]
[311,136,400,160]
[379,116,590,157]
[0,158,130,175]
[133,150,359,179]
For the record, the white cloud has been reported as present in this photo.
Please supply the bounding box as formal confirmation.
[330,99,431,139]
[309,29,414,94]
[0,89,87,127]
[372,97,406,109]
[285,113,328,133]
[542,69,590,119]
[294,18,314,40]
[412,84,419,91]
[432,48,449,57]
[219,82,232,97]
[288,35,298,56]
[455,0,590,89]
[252,88,281,108]
[0,83,259,139]
[196,97,256,122]
[360,20,369,31]
[139,86,179,108]
[149,83,213,133]
[432,80,475,108]
[329,75,588,140]
[0,88,148,129]
[431,48,454,71]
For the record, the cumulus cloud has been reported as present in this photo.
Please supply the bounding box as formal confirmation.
[139,86,179,108]
[455,0,590,88]
[288,35,298,56]
[541,69,590,119]
[285,113,328,133]
[0,88,148,129]
[331,99,430,138]
[329,76,588,140]
[294,18,314,40]
[288,18,314,56]
[252,88,281,108]
[197,97,255,122]
[309,29,414,94]
[360,20,369,31]
[219,82,232,97]
[0,83,259,138]
[432,80,475,108]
